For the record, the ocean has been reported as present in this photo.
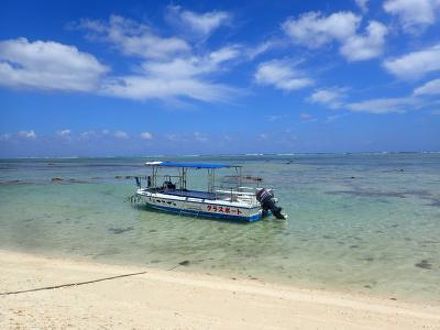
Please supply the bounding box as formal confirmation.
[0,153,439,302]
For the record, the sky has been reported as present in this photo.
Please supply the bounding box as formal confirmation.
[1,0,440,157]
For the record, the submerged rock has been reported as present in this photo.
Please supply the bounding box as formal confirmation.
[0,180,23,185]
[108,226,134,234]
[415,260,432,270]
[427,199,440,207]
[66,178,88,184]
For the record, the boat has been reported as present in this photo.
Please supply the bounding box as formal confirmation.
[131,161,287,222]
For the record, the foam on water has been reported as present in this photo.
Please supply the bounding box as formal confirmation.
[0,154,439,302]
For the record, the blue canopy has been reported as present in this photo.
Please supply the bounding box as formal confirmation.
[145,161,238,169]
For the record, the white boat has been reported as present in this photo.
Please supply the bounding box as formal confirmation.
[132,161,287,222]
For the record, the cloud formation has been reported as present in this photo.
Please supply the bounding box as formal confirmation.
[339,21,388,61]
[77,15,241,103]
[140,132,153,140]
[282,11,387,61]
[255,59,313,91]
[383,0,440,32]
[383,44,440,79]
[283,12,360,48]
[347,97,419,113]
[17,130,37,139]
[355,0,369,13]
[0,38,108,91]
[56,129,72,138]
[166,5,231,39]
[414,79,440,95]
[308,88,346,109]
[113,130,129,139]
[78,15,190,60]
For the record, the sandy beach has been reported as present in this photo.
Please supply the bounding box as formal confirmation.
[0,250,439,329]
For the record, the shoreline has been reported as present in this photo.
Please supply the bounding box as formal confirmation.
[1,249,439,329]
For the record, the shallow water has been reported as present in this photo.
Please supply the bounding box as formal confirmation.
[1,154,439,302]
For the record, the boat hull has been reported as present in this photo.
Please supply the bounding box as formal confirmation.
[135,190,263,222]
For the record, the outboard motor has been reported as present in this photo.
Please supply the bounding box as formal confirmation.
[256,188,286,220]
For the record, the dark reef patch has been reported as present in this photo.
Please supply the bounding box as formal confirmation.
[0,179,35,185]
[326,189,406,198]
[426,199,440,207]
[326,189,436,202]
[415,260,432,270]
[108,226,134,234]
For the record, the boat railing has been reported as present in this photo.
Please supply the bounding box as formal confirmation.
[214,186,260,204]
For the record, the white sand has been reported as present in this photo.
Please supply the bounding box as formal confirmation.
[1,250,439,329]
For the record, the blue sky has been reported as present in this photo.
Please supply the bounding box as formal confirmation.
[1,0,439,156]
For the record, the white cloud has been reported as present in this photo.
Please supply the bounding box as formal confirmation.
[193,132,208,143]
[140,45,241,79]
[414,78,440,95]
[79,130,97,139]
[208,46,241,65]
[0,38,108,92]
[308,88,346,109]
[56,129,71,138]
[101,75,236,103]
[17,130,37,139]
[246,40,277,59]
[255,59,313,92]
[346,97,419,113]
[139,131,153,140]
[383,44,440,79]
[113,130,129,139]
[383,0,440,32]
[101,44,241,103]
[282,11,360,48]
[339,21,388,61]
[282,12,387,62]
[355,0,369,12]
[78,15,190,60]
[74,14,242,103]
[166,6,231,39]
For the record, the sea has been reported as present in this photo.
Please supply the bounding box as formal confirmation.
[1,153,439,303]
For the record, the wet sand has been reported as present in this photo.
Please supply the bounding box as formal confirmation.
[1,250,439,329]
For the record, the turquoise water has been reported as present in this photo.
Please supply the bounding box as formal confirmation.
[0,154,439,302]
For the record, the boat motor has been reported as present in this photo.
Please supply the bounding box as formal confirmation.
[256,188,286,220]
